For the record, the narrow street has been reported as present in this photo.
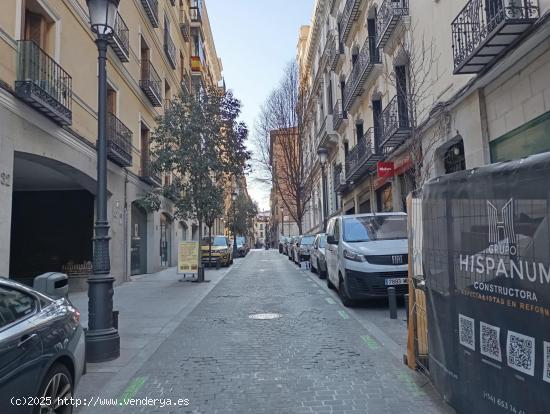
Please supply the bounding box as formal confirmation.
[91,250,451,414]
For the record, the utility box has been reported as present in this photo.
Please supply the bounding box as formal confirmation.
[33,272,69,299]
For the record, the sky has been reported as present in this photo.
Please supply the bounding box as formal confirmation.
[207,0,314,211]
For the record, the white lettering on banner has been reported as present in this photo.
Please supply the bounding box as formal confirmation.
[459,255,550,286]
[472,281,538,302]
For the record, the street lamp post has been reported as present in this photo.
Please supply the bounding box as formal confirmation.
[85,0,121,363]
[317,147,329,233]
[231,191,238,259]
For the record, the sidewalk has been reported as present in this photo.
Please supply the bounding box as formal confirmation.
[72,262,241,407]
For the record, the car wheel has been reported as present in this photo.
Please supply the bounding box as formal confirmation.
[327,274,336,290]
[318,260,326,279]
[310,260,317,273]
[36,363,74,414]
[338,275,357,308]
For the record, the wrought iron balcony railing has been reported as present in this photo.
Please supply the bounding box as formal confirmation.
[345,128,383,182]
[140,60,162,107]
[140,0,159,28]
[180,9,190,41]
[317,114,336,149]
[15,40,72,125]
[318,31,335,74]
[141,151,161,187]
[380,94,411,149]
[108,12,129,62]
[333,99,347,131]
[343,37,380,111]
[329,32,345,71]
[190,0,202,23]
[452,0,539,74]
[376,0,409,49]
[106,112,133,167]
[164,29,177,69]
[333,163,346,194]
[338,0,362,44]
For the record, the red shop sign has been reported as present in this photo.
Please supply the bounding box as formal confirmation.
[377,161,395,178]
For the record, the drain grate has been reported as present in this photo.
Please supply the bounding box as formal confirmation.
[248,313,283,320]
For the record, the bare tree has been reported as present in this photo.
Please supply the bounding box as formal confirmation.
[382,25,449,196]
[253,60,313,234]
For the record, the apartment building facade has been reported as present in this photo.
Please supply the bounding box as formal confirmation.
[0,0,223,289]
[301,0,550,234]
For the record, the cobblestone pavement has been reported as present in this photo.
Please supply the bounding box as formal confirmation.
[101,250,453,414]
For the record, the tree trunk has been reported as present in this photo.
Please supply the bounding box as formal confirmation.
[197,218,204,282]
[208,225,213,267]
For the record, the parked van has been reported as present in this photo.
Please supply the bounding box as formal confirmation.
[325,213,408,307]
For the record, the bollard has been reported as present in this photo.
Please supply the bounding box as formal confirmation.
[197,266,205,282]
[388,287,398,320]
[216,260,221,270]
[404,294,409,325]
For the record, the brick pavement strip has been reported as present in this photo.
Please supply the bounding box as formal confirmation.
[96,250,453,414]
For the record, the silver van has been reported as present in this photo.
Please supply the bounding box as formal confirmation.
[325,213,408,307]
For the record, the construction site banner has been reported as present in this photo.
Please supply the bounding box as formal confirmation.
[423,153,550,414]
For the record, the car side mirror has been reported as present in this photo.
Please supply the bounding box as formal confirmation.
[326,235,338,245]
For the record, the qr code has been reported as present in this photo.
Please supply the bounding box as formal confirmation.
[544,341,550,383]
[507,331,535,376]
[480,322,501,362]
[459,314,475,351]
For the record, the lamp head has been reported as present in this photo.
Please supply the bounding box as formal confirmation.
[86,0,120,36]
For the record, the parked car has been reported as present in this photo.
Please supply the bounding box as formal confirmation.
[325,213,408,307]
[310,233,327,278]
[201,236,233,267]
[292,235,315,264]
[236,236,249,257]
[0,277,86,413]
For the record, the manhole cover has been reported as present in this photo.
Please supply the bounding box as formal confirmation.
[248,313,283,320]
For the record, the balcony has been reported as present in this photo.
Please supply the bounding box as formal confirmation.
[333,99,347,131]
[106,112,132,167]
[333,163,347,194]
[380,95,411,149]
[452,0,539,74]
[179,9,190,41]
[317,114,336,149]
[181,72,191,96]
[15,40,72,126]
[140,61,162,107]
[140,0,159,28]
[191,55,204,75]
[190,1,202,24]
[343,37,380,112]
[318,31,335,75]
[141,152,161,187]
[376,0,409,49]
[108,12,129,62]
[345,128,383,182]
[164,29,177,69]
[338,0,362,44]
[329,33,345,71]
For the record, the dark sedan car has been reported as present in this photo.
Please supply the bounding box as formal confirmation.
[0,277,86,413]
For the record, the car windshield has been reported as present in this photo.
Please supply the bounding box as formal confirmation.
[236,237,245,245]
[318,235,327,248]
[202,236,227,247]
[343,216,407,242]
[301,236,315,245]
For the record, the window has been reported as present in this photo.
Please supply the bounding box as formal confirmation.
[444,141,466,174]
[334,218,340,241]
[23,1,54,52]
[0,287,36,329]
[107,86,117,115]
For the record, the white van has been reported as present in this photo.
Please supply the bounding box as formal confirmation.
[325,213,408,307]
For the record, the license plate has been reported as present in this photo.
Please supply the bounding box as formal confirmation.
[385,277,408,286]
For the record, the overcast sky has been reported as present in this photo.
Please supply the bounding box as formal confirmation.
[207,0,314,211]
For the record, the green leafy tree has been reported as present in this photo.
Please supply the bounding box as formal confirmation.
[143,86,250,279]
[203,184,225,266]
[226,194,258,241]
